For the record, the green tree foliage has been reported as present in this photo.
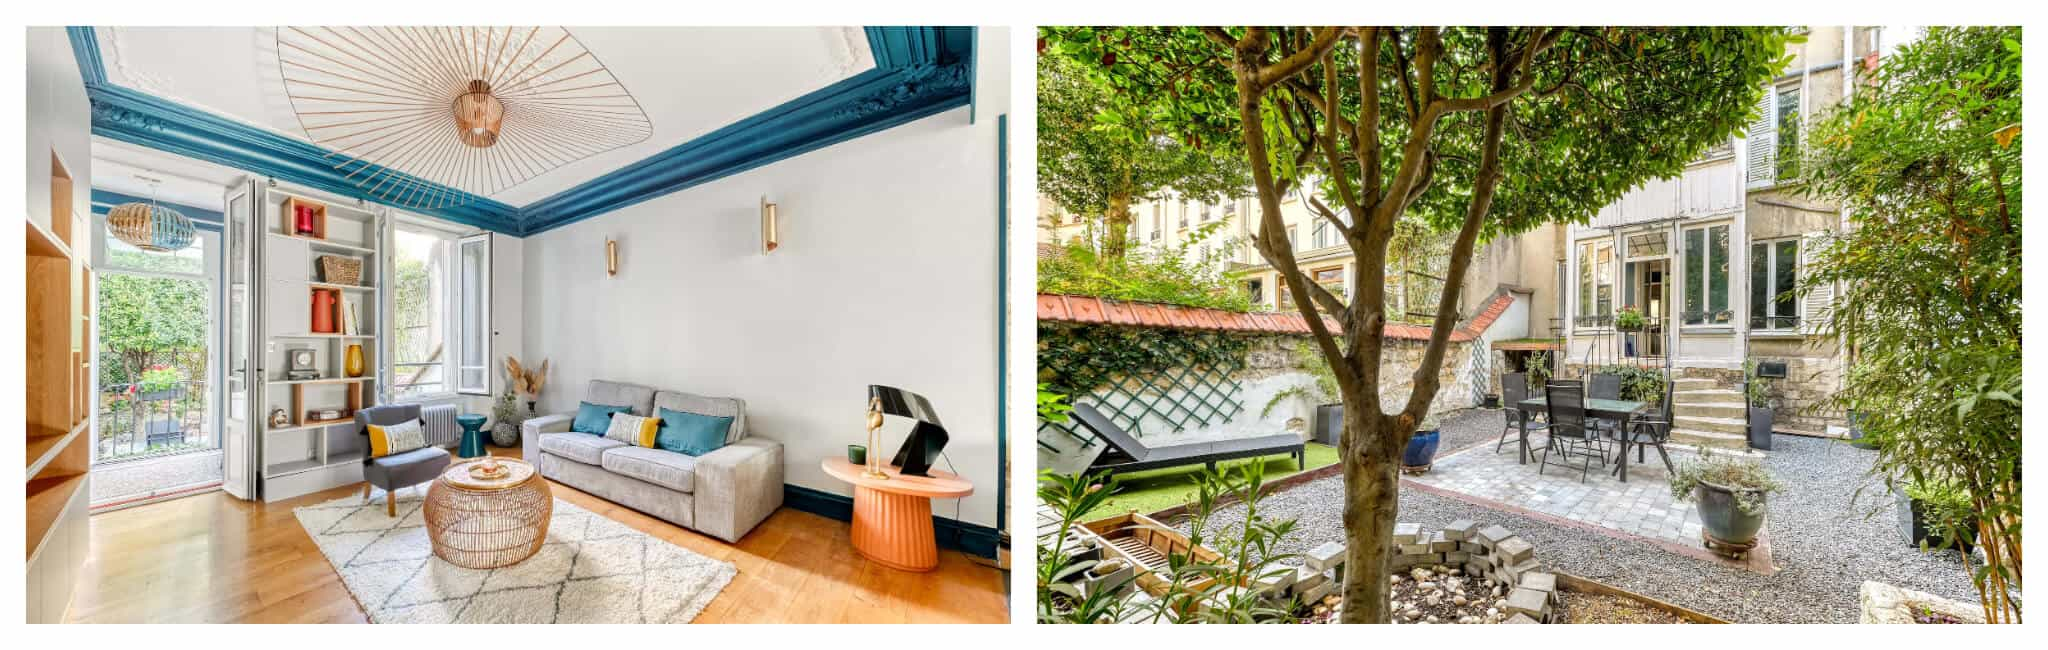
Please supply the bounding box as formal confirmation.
[1037,53,1252,258]
[1042,26,1790,623]
[1797,26,2021,623]
[97,267,207,388]
[1037,220,1253,311]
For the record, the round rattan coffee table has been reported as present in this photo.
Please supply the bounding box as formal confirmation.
[424,458,552,569]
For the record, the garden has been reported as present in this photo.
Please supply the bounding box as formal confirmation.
[1036,25,2019,625]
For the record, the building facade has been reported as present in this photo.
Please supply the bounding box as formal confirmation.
[1039,26,1915,448]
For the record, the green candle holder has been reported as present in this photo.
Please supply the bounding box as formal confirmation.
[847,444,868,465]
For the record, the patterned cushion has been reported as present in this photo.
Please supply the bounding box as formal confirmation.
[538,432,628,465]
[600,446,697,493]
[368,419,428,458]
[604,412,661,448]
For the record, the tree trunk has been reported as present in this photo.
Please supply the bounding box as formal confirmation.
[1337,394,1404,623]
[1101,193,1133,259]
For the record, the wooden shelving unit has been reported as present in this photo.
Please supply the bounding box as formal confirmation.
[26,198,92,567]
[256,187,384,500]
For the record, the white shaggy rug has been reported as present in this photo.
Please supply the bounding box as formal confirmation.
[293,490,736,623]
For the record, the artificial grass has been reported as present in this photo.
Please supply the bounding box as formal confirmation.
[1085,442,1340,518]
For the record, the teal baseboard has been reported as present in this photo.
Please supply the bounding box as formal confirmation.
[783,484,1000,560]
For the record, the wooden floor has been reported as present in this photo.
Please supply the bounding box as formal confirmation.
[65,446,1008,623]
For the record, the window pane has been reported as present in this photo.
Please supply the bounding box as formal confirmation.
[1578,242,1594,324]
[1775,239,1799,328]
[457,235,488,394]
[1775,87,1801,179]
[393,229,447,396]
[1684,229,1704,324]
[1708,226,1730,323]
[1749,242,1768,328]
[106,230,206,275]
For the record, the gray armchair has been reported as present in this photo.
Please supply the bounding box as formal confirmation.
[356,404,454,516]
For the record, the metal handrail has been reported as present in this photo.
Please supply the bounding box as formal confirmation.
[96,379,213,463]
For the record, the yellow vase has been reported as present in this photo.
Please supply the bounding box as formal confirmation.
[344,344,366,378]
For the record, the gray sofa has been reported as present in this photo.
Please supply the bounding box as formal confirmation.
[522,380,783,543]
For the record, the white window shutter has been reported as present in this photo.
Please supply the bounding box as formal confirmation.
[455,233,492,395]
[1799,232,1832,335]
[1746,87,1777,188]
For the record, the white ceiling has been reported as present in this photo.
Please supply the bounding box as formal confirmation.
[93,26,875,206]
[92,138,247,210]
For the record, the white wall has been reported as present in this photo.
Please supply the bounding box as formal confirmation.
[27,27,92,234]
[522,29,1007,528]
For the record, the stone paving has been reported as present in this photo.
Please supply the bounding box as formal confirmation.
[1407,437,1705,549]
[90,449,222,506]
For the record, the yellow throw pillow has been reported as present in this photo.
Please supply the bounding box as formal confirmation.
[603,413,661,448]
[368,420,427,458]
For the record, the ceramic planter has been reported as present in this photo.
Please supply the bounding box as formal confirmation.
[1895,490,1975,553]
[1695,480,1766,547]
[1747,406,1774,450]
[1312,403,1344,446]
[1403,429,1441,470]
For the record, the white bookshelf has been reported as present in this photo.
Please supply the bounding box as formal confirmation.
[254,185,386,499]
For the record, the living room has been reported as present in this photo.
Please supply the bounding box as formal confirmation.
[24,25,1012,624]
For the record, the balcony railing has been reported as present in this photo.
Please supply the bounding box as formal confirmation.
[97,380,212,463]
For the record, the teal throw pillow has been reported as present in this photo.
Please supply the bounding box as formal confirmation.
[573,401,633,435]
[656,407,732,456]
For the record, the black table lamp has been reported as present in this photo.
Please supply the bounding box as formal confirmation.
[870,385,949,477]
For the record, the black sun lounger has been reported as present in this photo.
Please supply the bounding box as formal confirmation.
[1070,403,1307,475]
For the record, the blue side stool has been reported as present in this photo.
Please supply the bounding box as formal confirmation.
[456,413,489,458]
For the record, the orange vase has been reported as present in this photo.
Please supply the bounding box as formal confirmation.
[344,344,365,378]
[311,289,338,333]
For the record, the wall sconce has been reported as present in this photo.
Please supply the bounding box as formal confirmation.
[760,196,779,254]
[605,238,619,276]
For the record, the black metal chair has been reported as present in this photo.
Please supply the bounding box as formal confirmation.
[1540,382,1605,482]
[1496,373,1549,453]
[1586,372,1626,453]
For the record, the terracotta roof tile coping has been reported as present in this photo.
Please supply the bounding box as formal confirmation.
[1038,291,1518,342]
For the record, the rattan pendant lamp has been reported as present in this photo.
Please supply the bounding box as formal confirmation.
[106,175,197,252]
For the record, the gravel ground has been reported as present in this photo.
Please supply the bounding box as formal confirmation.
[1186,409,1981,623]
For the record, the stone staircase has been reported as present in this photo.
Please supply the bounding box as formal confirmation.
[1668,377,1750,449]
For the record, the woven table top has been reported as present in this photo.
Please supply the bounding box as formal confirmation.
[441,458,537,491]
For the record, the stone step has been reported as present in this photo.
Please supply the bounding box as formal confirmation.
[1673,389,1743,405]
[1668,427,1750,450]
[1673,415,1748,435]
[1672,378,1721,391]
[1671,402,1748,419]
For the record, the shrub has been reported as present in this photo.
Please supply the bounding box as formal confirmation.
[1669,449,1782,516]
[1038,221,1252,312]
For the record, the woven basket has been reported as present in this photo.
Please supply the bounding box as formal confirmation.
[319,255,363,286]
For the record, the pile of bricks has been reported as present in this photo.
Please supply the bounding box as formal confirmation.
[1268,520,1563,623]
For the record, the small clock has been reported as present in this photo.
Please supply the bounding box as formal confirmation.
[286,347,319,380]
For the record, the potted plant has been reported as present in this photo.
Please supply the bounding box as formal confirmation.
[1614,305,1647,332]
[1526,351,1553,389]
[490,387,524,447]
[1402,413,1443,474]
[1670,449,1782,555]
[1897,478,1975,554]
[137,366,184,401]
[1743,360,1774,451]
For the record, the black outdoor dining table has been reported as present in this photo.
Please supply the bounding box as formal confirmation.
[1513,396,1651,482]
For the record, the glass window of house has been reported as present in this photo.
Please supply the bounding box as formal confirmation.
[1750,238,1801,330]
[1684,224,1733,325]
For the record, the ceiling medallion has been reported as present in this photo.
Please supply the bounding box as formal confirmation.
[276,27,652,209]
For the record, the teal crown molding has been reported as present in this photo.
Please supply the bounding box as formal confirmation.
[68,26,976,238]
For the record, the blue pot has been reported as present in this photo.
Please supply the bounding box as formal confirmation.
[1403,429,1441,468]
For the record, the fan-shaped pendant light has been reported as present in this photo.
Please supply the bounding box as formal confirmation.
[107,175,197,252]
[275,27,653,210]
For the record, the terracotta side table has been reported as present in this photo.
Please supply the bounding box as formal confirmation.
[820,458,973,572]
